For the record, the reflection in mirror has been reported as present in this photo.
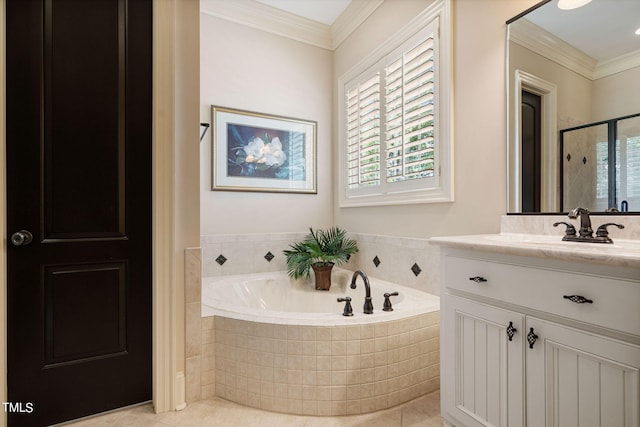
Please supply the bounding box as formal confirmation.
[561,113,640,212]
[506,0,640,213]
[561,122,609,211]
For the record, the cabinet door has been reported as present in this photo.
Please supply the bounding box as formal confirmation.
[526,317,640,427]
[442,294,525,427]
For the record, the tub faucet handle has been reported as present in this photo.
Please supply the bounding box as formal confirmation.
[337,297,354,317]
[383,292,399,312]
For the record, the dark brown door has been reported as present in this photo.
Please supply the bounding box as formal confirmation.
[521,90,542,212]
[6,0,152,425]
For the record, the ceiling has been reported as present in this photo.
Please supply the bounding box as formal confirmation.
[262,0,640,60]
[254,0,352,25]
[524,0,640,63]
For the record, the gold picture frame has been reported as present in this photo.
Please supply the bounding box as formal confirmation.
[211,105,317,194]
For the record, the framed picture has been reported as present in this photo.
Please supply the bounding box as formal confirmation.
[211,105,317,194]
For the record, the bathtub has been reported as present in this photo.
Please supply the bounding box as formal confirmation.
[201,268,441,416]
[202,268,439,324]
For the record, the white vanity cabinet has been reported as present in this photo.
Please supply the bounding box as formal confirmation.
[442,293,525,427]
[439,247,640,427]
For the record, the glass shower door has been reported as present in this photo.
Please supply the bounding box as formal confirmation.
[560,113,640,212]
[616,115,640,212]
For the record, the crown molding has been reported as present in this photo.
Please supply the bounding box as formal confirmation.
[594,49,640,80]
[200,0,383,51]
[331,0,384,50]
[510,18,596,80]
[510,18,640,81]
[200,0,332,50]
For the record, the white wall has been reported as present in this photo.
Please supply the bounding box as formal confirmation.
[592,66,640,122]
[200,0,543,239]
[333,0,539,238]
[200,14,333,235]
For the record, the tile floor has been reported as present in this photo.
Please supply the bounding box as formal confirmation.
[64,390,443,426]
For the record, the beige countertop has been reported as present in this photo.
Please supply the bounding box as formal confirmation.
[429,233,640,269]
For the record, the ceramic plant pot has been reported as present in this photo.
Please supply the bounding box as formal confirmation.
[312,263,334,291]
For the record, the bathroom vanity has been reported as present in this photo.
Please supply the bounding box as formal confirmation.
[431,229,640,427]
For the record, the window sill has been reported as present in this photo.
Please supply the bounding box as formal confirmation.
[339,188,454,208]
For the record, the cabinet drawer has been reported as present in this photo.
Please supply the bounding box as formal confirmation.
[444,255,640,337]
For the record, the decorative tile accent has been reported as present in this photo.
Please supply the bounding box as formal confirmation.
[373,256,381,267]
[264,251,275,262]
[340,232,440,296]
[215,254,227,266]
[411,263,422,277]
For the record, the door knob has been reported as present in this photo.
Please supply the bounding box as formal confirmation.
[11,230,33,246]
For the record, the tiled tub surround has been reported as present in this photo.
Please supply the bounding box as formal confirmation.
[201,233,307,278]
[203,270,440,416]
[189,232,442,414]
[212,313,440,416]
[348,233,440,296]
[201,232,440,296]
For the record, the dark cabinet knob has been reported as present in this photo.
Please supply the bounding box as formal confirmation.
[469,276,487,284]
[506,321,517,342]
[527,328,538,349]
[563,295,593,304]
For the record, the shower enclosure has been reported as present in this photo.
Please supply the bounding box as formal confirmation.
[560,113,640,212]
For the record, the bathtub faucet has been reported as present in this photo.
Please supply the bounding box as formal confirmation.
[350,270,373,314]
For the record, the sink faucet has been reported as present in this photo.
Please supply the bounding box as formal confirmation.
[559,206,623,244]
[568,207,593,238]
[350,270,373,314]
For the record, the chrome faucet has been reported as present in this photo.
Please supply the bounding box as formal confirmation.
[350,270,373,314]
[568,207,593,238]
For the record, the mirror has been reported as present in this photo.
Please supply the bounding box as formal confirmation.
[506,0,640,213]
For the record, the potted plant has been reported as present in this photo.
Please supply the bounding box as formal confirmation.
[283,227,358,290]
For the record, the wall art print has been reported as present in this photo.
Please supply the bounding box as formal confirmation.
[211,105,317,193]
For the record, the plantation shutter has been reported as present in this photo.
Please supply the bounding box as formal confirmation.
[385,36,435,184]
[346,74,381,190]
[345,19,438,197]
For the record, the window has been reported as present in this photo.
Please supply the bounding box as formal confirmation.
[338,1,451,207]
